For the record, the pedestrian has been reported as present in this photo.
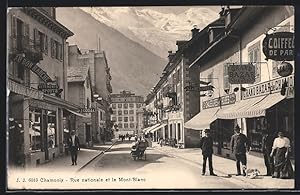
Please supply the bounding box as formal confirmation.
[230,125,250,176]
[159,137,163,147]
[262,132,275,176]
[270,131,294,179]
[199,129,217,176]
[121,135,125,142]
[67,130,80,166]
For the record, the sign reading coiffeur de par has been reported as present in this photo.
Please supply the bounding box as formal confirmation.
[228,64,255,84]
[262,32,294,61]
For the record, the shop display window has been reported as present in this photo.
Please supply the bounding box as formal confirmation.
[246,117,267,152]
[47,110,57,149]
[29,108,42,152]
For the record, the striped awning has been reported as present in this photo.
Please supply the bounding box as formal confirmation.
[150,123,167,133]
[216,93,285,119]
[145,124,161,134]
[184,107,220,130]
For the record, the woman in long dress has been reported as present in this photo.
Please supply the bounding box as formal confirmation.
[270,131,294,179]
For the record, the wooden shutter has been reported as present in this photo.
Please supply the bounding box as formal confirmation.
[10,15,17,49]
[33,28,39,49]
[51,38,55,58]
[59,43,62,61]
[24,23,29,47]
[44,35,48,54]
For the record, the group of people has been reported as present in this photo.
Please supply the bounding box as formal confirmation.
[119,133,134,141]
[199,125,294,179]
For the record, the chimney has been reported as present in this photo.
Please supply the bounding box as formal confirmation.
[191,25,200,38]
[168,51,175,62]
[176,41,188,51]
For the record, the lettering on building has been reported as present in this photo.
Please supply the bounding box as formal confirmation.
[78,108,96,113]
[202,93,236,109]
[242,75,294,99]
[13,54,52,83]
[262,32,294,61]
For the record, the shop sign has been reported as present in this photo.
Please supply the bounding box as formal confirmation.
[242,74,294,99]
[38,83,59,94]
[228,64,255,84]
[277,61,293,77]
[8,79,43,100]
[184,85,215,92]
[13,54,52,83]
[202,93,236,109]
[78,108,96,113]
[262,32,294,61]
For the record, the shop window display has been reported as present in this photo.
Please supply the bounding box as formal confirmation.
[29,108,42,151]
[246,117,267,152]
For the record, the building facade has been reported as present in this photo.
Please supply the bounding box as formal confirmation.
[110,91,144,137]
[186,6,294,159]
[7,7,77,167]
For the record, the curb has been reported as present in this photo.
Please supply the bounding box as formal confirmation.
[77,140,118,172]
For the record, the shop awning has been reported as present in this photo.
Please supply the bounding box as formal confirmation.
[145,124,161,134]
[150,123,167,133]
[65,108,89,118]
[216,93,285,119]
[184,107,220,130]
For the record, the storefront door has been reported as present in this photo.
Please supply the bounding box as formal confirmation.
[42,112,49,160]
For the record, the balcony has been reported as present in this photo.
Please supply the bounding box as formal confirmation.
[9,35,43,64]
[162,84,176,97]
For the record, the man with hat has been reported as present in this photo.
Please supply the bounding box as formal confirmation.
[68,130,80,165]
[199,129,217,176]
[230,125,250,176]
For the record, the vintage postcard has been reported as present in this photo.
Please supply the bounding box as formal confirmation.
[7,5,295,190]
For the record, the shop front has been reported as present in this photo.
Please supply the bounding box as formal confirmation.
[216,75,294,159]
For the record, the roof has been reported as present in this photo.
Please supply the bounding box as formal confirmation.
[67,65,89,82]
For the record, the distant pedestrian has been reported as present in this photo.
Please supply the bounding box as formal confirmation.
[121,135,125,142]
[230,125,250,176]
[159,138,163,147]
[262,132,275,176]
[270,131,294,179]
[199,129,217,176]
[67,130,80,166]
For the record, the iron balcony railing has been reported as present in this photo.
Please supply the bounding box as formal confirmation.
[9,35,43,64]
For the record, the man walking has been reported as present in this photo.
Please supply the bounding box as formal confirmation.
[230,125,250,176]
[262,132,275,176]
[199,129,217,176]
[68,130,80,166]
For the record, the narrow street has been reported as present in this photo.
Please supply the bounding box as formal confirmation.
[79,141,244,189]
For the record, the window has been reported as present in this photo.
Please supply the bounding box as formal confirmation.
[137,104,141,108]
[129,110,134,114]
[29,108,42,151]
[130,123,135,128]
[129,103,134,108]
[118,104,122,108]
[34,29,48,54]
[124,103,128,109]
[112,104,116,109]
[130,116,134,121]
[178,123,181,140]
[86,98,90,108]
[100,111,103,120]
[124,117,128,122]
[124,123,128,128]
[51,38,62,61]
[118,117,122,121]
[124,110,128,115]
[224,64,229,90]
[272,61,281,78]
[248,41,261,83]
[112,110,116,115]
[47,111,57,149]
[118,111,122,115]
[118,123,122,128]
[111,117,116,122]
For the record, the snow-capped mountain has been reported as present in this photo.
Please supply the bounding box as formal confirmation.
[80,7,219,59]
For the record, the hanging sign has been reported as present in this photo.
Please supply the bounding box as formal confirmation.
[38,83,59,94]
[228,64,255,84]
[262,32,294,61]
[78,108,96,113]
[13,54,52,83]
[184,85,215,92]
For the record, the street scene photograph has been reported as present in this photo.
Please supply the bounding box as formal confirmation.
[6,5,295,190]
